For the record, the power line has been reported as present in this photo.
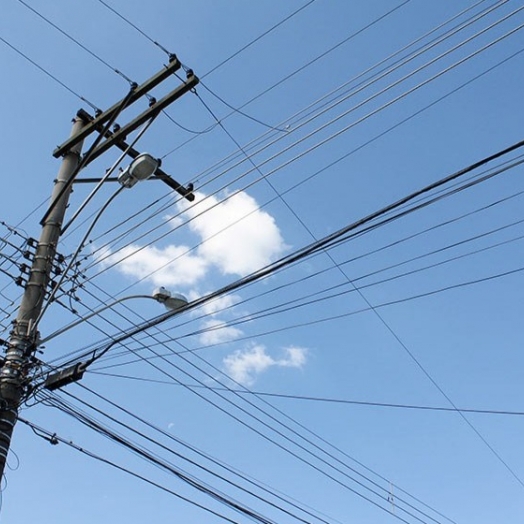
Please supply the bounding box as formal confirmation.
[81,2,522,279]
[16,0,136,86]
[43,139,524,372]
[19,417,249,524]
[86,9,524,284]
[62,385,345,524]
[201,0,318,78]
[0,34,99,110]
[72,375,524,417]
[94,0,173,57]
[160,0,502,161]
[31,149,524,520]
[84,41,524,289]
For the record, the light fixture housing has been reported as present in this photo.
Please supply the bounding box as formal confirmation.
[153,287,188,310]
[118,153,160,188]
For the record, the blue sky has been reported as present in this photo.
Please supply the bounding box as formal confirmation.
[0,1,524,522]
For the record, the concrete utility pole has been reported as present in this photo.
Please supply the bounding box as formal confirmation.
[0,57,198,488]
[0,116,86,478]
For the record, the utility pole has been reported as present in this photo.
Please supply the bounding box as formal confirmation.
[0,116,86,479]
[0,57,198,484]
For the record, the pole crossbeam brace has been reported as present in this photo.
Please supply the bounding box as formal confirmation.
[76,109,195,202]
[82,73,199,166]
[53,56,183,158]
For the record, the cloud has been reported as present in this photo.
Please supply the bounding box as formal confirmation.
[177,190,286,277]
[199,318,243,346]
[107,190,286,292]
[111,244,208,287]
[222,344,307,386]
[198,293,240,316]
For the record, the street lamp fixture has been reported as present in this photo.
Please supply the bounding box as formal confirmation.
[152,287,188,310]
[40,288,188,345]
[42,287,188,391]
[117,152,160,188]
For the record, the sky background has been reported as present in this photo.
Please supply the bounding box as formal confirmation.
[0,1,524,523]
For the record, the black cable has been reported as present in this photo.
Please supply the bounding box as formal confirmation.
[201,0,317,78]
[190,44,518,516]
[81,192,524,372]
[0,34,99,111]
[43,139,524,371]
[16,0,136,85]
[62,386,336,524]
[160,0,503,162]
[37,265,464,524]
[18,417,246,524]
[161,109,215,135]
[47,166,524,380]
[53,363,434,524]
[198,81,287,133]
[35,275,455,524]
[84,7,511,278]
[86,374,524,417]
[94,0,173,56]
[85,23,524,284]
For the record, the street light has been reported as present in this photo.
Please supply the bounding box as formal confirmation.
[37,148,161,328]
[152,287,188,310]
[40,288,188,345]
[42,288,188,391]
[117,152,160,188]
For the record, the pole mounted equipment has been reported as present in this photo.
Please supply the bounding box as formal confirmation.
[0,58,198,486]
[0,116,86,477]
[117,153,160,188]
[74,108,195,201]
[52,54,184,159]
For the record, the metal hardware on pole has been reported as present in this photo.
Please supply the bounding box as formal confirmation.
[0,116,86,479]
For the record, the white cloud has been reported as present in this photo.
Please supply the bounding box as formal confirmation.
[222,344,307,386]
[279,346,308,368]
[199,318,243,346]
[199,294,240,316]
[108,190,286,291]
[178,190,286,277]
[163,213,184,229]
[111,244,208,287]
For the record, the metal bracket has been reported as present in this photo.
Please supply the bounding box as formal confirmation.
[76,109,195,202]
[53,56,183,158]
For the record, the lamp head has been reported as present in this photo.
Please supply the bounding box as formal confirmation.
[118,153,160,188]
[152,287,188,311]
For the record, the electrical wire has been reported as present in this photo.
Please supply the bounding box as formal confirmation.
[19,416,252,524]
[160,0,503,162]
[59,386,342,524]
[84,375,524,417]
[29,236,478,524]
[81,8,504,264]
[44,165,524,378]
[0,34,99,111]
[15,0,136,86]
[31,168,524,524]
[44,361,448,524]
[41,141,524,373]
[186,50,524,507]
[186,62,524,495]
[81,9,524,282]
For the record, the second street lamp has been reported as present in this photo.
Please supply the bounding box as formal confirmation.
[40,288,188,345]
[42,288,189,391]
